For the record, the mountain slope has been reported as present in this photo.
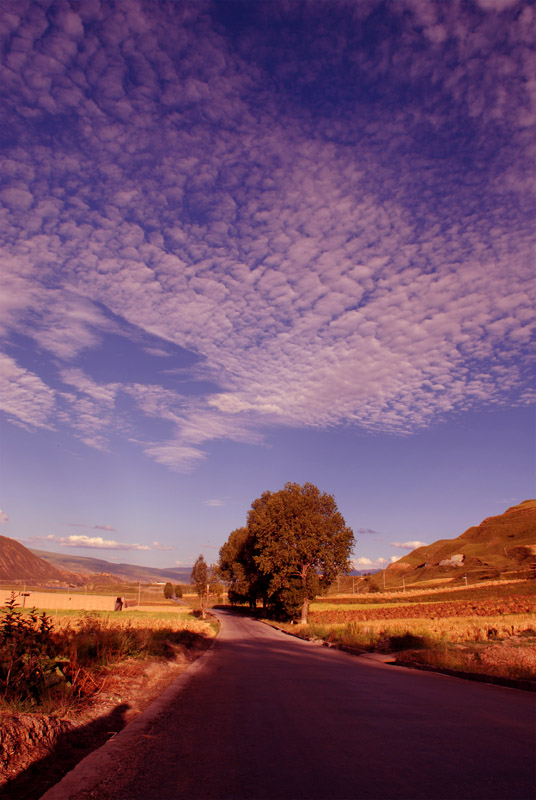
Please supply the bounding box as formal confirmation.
[0,536,83,584]
[386,500,536,586]
[30,549,192,584]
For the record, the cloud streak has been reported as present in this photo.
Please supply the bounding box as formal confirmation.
[69,523,117,532]
[390,541,428,550]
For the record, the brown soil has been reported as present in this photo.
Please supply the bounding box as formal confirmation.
[0,638,212,800]
[309,594,535,623]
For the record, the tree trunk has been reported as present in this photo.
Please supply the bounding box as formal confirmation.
[300,597,309,624]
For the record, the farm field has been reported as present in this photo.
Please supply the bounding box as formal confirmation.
[0,594,218,797]
[0,584,195,612]
[279,579,536,684]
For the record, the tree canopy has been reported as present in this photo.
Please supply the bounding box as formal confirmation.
[219,482,354,623]
[191,555,221,618]
[163,581,173,599]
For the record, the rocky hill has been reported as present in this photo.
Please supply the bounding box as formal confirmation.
[385,500,536,587]
[0,536,83,585]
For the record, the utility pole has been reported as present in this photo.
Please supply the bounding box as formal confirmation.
[138,581,141,606]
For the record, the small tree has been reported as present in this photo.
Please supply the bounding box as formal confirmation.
[191,555,210,618]
[174,584,183,598]
[163,582,173,599]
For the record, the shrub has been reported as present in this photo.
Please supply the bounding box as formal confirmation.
[0,593,57,703]
[387,633,428,651]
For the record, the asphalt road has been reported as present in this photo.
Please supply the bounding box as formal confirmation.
[52,609,536,800]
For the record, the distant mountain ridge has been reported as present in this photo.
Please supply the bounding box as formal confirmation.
[30,549,192,584]
[386,499,536,585]
[0,536,83,585]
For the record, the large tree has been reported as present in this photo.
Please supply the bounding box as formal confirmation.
[219,527,270,609]
[247,482,354,623]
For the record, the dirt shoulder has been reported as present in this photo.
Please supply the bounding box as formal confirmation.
[0,637,213,800]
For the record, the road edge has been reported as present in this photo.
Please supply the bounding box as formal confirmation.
[39,637,218,800]
[259,617,536,692]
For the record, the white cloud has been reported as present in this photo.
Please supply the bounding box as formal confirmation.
[143,347,171,358]
[390,540,428,550]
[204,499,224,507]
[352,556,388,570]
[0,510,9,524]
[142,440,207,472]
[33,534,150,551]
[152,541,175,551]
[0,354,55,430]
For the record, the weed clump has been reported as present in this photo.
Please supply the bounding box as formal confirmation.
[0,593,57,704]
[0,595,214,711]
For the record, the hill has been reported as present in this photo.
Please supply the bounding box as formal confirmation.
[29,549,192,584]
[383,500,536,587]
[0,536,83,585]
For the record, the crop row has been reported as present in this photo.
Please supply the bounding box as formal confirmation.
[309,595,535,623]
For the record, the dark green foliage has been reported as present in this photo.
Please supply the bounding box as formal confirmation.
[191,555,208,597]
[387,633,428,651]
[163,582,173,599]
[191,555,220,618]
[219,527,271,609]
[174,584,183,598]
[219,482,354,622]
[0,593,57,703]
[268,578,304,621]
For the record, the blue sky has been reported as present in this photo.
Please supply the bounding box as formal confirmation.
[1,0,534,572]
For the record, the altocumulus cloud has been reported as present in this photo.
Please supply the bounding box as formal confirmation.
[0,0,534,470]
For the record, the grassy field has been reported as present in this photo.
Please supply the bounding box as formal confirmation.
[0,593,217,714]
[276,579,536,683]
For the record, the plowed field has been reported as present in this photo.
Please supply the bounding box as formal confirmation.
[309,595,535,624]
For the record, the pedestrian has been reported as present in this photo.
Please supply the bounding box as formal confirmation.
[114,596,123,611]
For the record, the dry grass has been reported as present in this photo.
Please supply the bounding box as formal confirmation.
[0,599,217,713]
[277,580,536,683]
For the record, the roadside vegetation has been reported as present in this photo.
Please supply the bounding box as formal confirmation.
[0,593,216,714]
[272,580,536,684]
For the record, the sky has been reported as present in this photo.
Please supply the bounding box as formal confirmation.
[0,0,534,574]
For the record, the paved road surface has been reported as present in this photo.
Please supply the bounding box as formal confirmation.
[60,610,535,800]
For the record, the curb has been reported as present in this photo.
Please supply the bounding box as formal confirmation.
[392,659,536,692]
[39,638,217,800]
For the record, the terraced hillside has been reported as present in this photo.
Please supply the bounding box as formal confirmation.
[383,500,536,587]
